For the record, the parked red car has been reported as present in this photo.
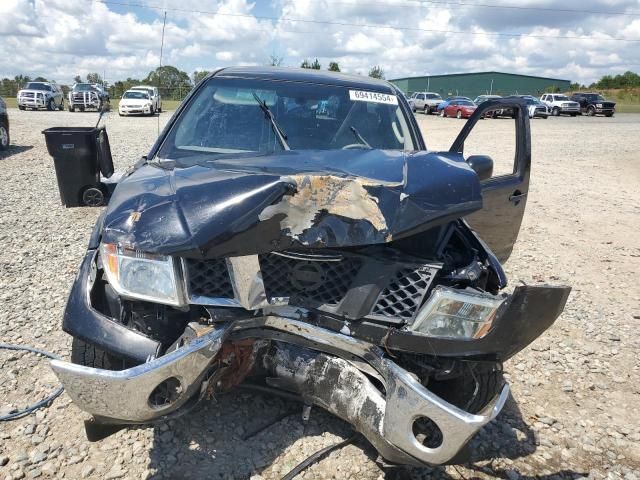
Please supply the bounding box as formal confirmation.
[444,99,477,119]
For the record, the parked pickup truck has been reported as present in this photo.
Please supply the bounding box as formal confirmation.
[46,68,569,470]
[68,83,110,112]
[17,81,64,111]
[540,93,580,116]
[408,91,442,114]
[569,92,615,117]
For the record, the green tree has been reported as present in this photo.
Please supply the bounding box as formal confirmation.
[193,70,210,84]
[368,65,385,79]
[145,65,192,100]
[33,76,48,82]
[86,72,103,84]
[328,62,340,72]
[74,75,82,83]
[301,58,321,69]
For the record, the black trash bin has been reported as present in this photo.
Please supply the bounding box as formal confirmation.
[43,126,113,207]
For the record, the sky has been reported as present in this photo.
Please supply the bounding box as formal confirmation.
[1,0,639,86]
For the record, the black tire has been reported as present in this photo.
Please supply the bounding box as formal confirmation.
[423,105,429,115]
[47,98,56,111]
[605,112,613,117]
[68,105,74,112]
[586,107,595,116]
[18,105,25,111]
[71,337,129,370]
[0,120,9,151]
[157,105,162,113]
[428,362,504,414]
[456,110,462,119]
[59,100,64,111]
[570,113,577,117]
[552,107,560,116]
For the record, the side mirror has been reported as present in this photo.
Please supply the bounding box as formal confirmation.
[467,155,493,181]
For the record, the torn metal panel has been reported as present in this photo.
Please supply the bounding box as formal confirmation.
[101,149,483,257]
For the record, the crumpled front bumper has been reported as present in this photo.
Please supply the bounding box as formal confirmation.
[51,316,508,466]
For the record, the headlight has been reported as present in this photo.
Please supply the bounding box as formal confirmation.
[596,103,603,107]
[410,286,506,340]
[100,243,183,306]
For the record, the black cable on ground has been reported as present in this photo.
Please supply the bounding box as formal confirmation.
[280,433,359,480]
[0,344,65,421]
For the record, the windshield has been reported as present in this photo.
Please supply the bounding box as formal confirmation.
[585,94,605,101]
[554,95,570,101]
[24,83,49,91]
[156,77,415,162]
[74,84,95,91]
[123,91,149,99]
[132,87,153,95]
[457,100,475,106]
[426,94,441,99]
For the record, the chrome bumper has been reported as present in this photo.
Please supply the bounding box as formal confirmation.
[51,316,508,466]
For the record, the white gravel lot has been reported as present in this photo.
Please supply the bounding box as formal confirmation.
[1,108,639,480]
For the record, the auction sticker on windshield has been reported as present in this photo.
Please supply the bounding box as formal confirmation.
[349,90,398,105]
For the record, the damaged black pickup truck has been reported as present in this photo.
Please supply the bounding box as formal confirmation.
[50,67,570,467]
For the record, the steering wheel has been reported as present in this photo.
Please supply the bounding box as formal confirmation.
[341,143,369,150]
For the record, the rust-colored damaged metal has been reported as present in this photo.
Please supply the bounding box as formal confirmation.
[216,340,259,391]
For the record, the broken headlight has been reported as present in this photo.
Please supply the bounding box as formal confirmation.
[100,243,183,306]
[410,286,505,340]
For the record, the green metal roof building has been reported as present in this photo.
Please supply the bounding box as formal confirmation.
[390,71,571,99]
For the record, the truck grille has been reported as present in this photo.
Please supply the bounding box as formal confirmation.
[183,252,439,321]
[259,252,362,306]
[72,92,97,103]
[370,266,436,321]
[184,258,234,299]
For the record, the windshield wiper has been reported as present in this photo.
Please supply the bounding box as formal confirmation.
[252,91,290,151]
[349,126,372,149]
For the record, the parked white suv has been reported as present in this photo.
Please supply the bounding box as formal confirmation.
[540,94,580,117]
[130,86,162,113]
[408,92,442,114]
[17,82,64,111]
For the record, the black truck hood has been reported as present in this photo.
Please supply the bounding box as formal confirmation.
[101,149,483,258]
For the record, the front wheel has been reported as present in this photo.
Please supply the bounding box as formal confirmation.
[71,338,129,370]
[68,105,75,112]
[428,362,504,414]
[47,98,56,111]
[18,105,25,111]
[0,121,9,151]
[552,107,560,116]
[587,107,595,116]
[456,110,462,119]
[423,106,430,115]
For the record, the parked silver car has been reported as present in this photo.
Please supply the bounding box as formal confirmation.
[408,91,442,114]
[130,86,162,113]
[17,82,64,111]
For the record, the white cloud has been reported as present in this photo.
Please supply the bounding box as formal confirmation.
[0,0,638,85]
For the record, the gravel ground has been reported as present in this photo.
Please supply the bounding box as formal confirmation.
[1,109,639,480]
